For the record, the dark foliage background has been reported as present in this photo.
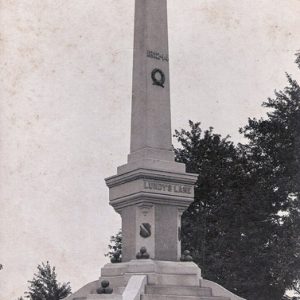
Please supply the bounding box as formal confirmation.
[175,54,300,300]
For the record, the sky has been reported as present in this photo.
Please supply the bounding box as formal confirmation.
[1,0,300,299]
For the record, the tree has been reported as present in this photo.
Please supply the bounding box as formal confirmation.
[174,58,300,300]
[240,71,300,299]
[174,122,255,297]
[21,261,71,300]
[296,51,300,69]
[105,229,122,263]
[175,118,299,300]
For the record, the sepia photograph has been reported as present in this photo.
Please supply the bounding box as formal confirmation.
[1,1,299,300]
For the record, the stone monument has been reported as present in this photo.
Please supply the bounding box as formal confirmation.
[64,1,246,300]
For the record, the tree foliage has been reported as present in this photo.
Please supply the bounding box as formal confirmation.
[174,61,300,300]
[21,262,71,300]
[105,229,122,262]
[296,51,300,69]
[174,122,255,296]
[240,71,300,299]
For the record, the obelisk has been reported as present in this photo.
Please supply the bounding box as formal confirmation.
[130,0,172,161]
[106,0,198,262]
[64,2,247,299]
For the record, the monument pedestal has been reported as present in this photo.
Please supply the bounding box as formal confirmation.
[64,260,245,300]
[100,260,201,286]
[106,161,197,262]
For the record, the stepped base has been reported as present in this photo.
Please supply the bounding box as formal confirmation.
[64,260,245,300]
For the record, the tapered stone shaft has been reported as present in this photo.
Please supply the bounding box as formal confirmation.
[129,0,173,162]
[106,0,198,262]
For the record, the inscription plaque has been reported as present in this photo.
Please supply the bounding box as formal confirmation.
[143,180,192,195]
[147,50,169,62]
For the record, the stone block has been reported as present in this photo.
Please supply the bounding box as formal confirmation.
[145,286,212,297]
[127,259,157,273]
[100,263,128,277]
[86,295,122,300]
[114,287,125,295]
[155,261,201,277]
[146,273,199,286]
[141,295,230,300]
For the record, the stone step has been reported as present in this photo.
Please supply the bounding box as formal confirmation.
[114,287,125,294]
[145,273,199,286]
[73,290,124,300]
[145,285,212,297]
[86,294,122,300]
[142,294,230,300]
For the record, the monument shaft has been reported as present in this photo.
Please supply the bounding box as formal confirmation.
[130,0,173,162]
[106,0,198,262]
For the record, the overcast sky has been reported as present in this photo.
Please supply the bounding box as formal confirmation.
[1,0,300,299]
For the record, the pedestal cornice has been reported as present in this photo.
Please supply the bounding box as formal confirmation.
[105,167,198,212]
[105,167,198,188]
